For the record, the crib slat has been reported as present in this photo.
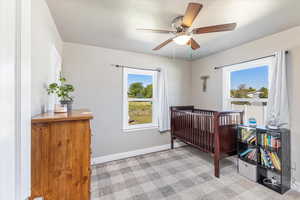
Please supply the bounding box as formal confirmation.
[198,114,201,147]
[200,114,203,148]
[207,115,211,152]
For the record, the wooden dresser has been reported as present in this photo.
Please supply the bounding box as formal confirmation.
[30,109,93,200]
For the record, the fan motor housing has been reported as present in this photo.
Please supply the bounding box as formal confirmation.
[171,16,187,33]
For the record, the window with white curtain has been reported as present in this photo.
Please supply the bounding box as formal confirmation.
[123,68,158,131]
[222,57,274,125]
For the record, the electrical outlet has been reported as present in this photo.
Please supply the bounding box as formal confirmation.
[292,162,297,171]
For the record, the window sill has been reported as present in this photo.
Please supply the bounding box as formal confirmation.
[123,126,159,133]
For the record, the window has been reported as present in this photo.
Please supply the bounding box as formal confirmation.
[123,68,158,131]
[223,57,274,125]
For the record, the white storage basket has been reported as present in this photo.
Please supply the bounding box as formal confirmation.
[238,159,257,182]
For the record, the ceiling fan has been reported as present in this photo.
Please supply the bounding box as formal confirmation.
[137,3,237,51]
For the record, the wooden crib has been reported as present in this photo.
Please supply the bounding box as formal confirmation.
[170,106,244,177]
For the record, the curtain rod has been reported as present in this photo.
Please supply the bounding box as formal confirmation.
[111,64,161,72]
[214,51,289,70]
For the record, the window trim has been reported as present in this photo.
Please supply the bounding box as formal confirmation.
[222,57,274,111]
[122,68,158,132]
[222,57,274,125]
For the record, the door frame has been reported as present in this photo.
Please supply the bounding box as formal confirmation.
[0,0,31,199]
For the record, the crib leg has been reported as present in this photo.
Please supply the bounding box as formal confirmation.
[214,155,220,178]
[171,137,174,149]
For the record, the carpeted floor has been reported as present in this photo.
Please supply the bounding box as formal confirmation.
[91,146,300,200]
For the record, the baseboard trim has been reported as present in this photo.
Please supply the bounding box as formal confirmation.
[291,181,300,192]
[92,142,186,165]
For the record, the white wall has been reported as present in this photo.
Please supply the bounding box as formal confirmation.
[191,26,300,185]
[62,43,192,158]
[31,0,63,116]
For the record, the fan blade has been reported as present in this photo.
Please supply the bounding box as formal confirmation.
[136,28,176,34]
[193,23,237,34]
[153,36,177,51]
[187,38,200,50]
[182,3,203,28]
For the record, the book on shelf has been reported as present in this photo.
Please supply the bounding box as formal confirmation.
[259,133,281,149]
[240,128,256,144]
[260,148,281,171]
[240,148,257,162]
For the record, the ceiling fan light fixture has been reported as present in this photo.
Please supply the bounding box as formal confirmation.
[173,35,192,45]
[145,3,237,51]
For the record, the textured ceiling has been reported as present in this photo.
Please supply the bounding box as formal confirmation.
[46,0,300,60]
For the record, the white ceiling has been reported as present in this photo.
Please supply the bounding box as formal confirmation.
[46,0,300,60]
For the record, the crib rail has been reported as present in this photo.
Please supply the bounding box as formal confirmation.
[171,108,214,153]
[170,106,243,153]
[219,111,244,126]
[170,106,243,177]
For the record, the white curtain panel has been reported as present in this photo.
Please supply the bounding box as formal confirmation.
[158,68,170,132]
[266,50,290,128]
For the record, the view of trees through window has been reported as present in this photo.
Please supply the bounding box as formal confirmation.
[230,66,268,104]
[231,84,268,99]
[230,84,268,105]
[127,74,153,125]
[128,82,152,98]
[229,66,269,125]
